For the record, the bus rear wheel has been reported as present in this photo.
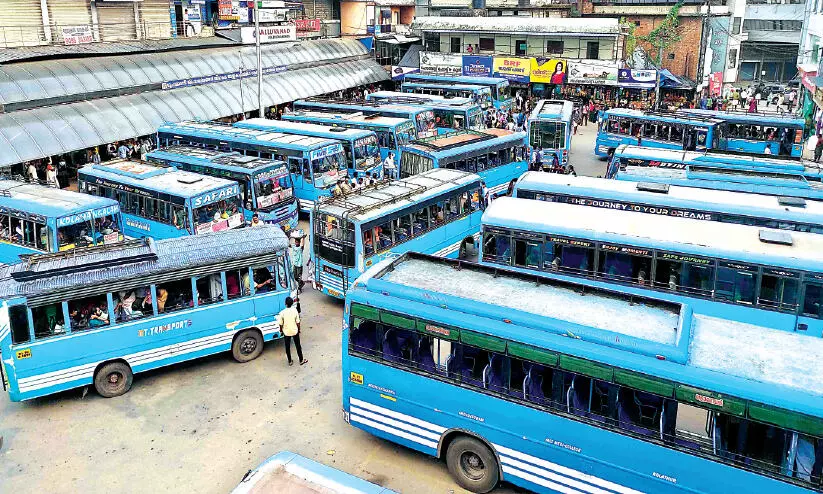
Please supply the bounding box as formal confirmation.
[232,329,263,363]
[94,362,133,398]
[446,436,499,493]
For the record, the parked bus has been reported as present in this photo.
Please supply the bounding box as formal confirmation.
[399,129,528,197]
[157,121,347,212]
[311,168,483,299]
[527,100,574,167]
[293,98,438,138]
[0,181,123,264]
[365,91,484,132]
[78,159,245,239]
[282,110,417,163]
[402,73,512,109]
[146,145,298,232]
[401,81,493,109]
[343,252,823,494]
[679,109,805,158]
[0,225,293,401]
[480,197,823,336]
[234,118,382,179]
[605,145,811,179]
[513,171,823,234]
[595,108,720,157]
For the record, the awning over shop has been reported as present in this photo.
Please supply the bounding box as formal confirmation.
[659,69,696,90]
[0,58,388,168]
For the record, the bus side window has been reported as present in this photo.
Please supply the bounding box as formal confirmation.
[714,264,756,305]
[9,305,32,344]
[598,250,651,285]
[250,266,277,294]
[276,256,289,289]
[482,232,510,265]
[31,303,67,339]
[802,283,823,318]
[156,278,194,313]
[513,238,541,268]
[412,207,429,235]
[114,287,152,322]
[194,273,224,306]
[428,202,444,226]
[349,317,380,356]
[655,257,714,296]
[380,323,417,367]
[301,160,312,183]
[68,294,110,331]
[415,334,451,376]
[758,273,799,311]
[226,268,251,299]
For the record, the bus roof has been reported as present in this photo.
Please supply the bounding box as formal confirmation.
[317,168,479,223]
[235,118,376,140]
[403,129,526,159]
[482,197,823,272]
[355,253,823,413]
[616,145,816,174]
[0,181,119,219]
[403,73,509,86]
[514,171,823,221]
[403,81,490,91]
[80,159,241,198]
[158,121,340,151]
[0,225,288,298]
[297,98,434,115]
[285,110,410,128]
[529,99,574,121]
[618,164,823,192]
[604,108,722,125]
[679,108,805,127]
[368,91,477,108]
[147,145,288,175]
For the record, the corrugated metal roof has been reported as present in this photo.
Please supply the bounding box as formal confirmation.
[0,225,289,299]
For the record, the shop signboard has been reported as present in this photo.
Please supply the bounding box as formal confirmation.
[530,58,567,84]
[218,0,239,20]
[419,51,462,76]
[257,9,288,22]
[567,61,617,86]
[61,25,93,45]
[462,55,493,78]
[492,56,530,83]
[240,25,297,44]
[296,18,322,32]
[709,72,723,97]
[618,69,657,89]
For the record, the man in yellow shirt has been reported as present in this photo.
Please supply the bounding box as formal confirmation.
[277,297,307,366]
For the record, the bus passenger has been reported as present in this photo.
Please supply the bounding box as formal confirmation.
[116,291,136,321]
[89,304,109,328]
[638,270,647,286]
[364,231,374,254]
[253,268,274,293]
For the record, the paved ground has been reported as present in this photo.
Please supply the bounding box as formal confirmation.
[0,124,605,494]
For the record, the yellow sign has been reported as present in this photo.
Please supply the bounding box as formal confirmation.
[15,348,31,359]
[530,58,567,84]
[492,56,530,83]
[349,371,364,385]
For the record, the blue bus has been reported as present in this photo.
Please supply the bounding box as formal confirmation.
[282,110,417,162]
[0,181,124,264]
[293,98,438,138]
[343,252,823,493]
[146,145,298,232]
[401,81,493,109]
[0,225,293,401]
[527,100,574,168]
[679,109,806,158]
[234,118,382,179]
[595,108,720,157]
[402,73,512,110]
[365,91,484,133]
[400,129,528,198]
[480,197,823,336]
[157,121,348,212]
[311,168,483,299]
[513,171,823,234]
[78,159,246,239]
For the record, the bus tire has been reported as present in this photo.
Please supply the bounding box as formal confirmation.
[94,361,133,398]
[232,329,264,363]
[445,436,499,493]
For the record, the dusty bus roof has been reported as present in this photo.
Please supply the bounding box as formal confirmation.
[482,197,823,273]
[0,181,119,219]
[286,110,410,127]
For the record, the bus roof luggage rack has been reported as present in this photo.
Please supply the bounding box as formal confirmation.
[413,130,494,151]
[778,196,806,208]
[758,229,793,246]
[645,110,721,124]
[12,238,157,282]
[304,97,386,109]
[636,182,670,194]
[316,178,429,216]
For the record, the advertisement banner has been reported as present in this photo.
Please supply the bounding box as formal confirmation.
[61,25,93,45]
[530,58,567,84]
[296,18,321,32]
[240,25,297,44]
[707,16,731,75]
[618,69,657,89]
[567,61,618,86]
[218,0,239,20]
[462,55,493,78]
[492,57,530,84]
[419,51,462,76]
[256,9,288,22]
[391,66,420,80]
[709,72,723,97]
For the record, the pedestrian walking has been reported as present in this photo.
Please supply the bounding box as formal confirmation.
[815,133,823,163]
[277,297,307,366]
[582,104,589,126]
[45,163,59,188]
[291,235,305,293]
[383,151,396,179]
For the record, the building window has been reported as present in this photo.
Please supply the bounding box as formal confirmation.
[451,36,461,53]
[586,41,600,59]
[479,37,495,52]
[634,20,641,26]
[668,53,675,60]
[546,40,563,55]
[515,39,527,56]
[728,48,737,68]
[743,19,802,31]
[732,17,741,34]
[424,32,440,52]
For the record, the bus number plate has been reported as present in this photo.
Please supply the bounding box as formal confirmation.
[349,372,364,385]
[16,349,31,360]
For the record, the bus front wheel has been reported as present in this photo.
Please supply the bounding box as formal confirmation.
[446,436,499,493]
[232,329,264,363]
[94,361,133,398]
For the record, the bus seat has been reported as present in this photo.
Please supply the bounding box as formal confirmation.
[382,330,403,363]
[617,398,653,437]
[446,353,459,378]
[592,381,613,417]
[352,321,379,355]
[484,355,503,391]
[417,339,436,372]
[634,391,662,428]
[525,367,547,405]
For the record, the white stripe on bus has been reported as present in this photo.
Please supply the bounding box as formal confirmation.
[500,456,616,494]
[350,413,438,450]
[350,397,447,433]
[350,406,440,441]
[502,465,588,494]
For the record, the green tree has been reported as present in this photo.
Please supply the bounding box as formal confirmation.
[625,2,683,66]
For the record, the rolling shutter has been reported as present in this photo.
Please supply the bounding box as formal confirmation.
[1,0,45,47]
[96,2,137,42]
[138,0,172,39]
[48,1,93,43]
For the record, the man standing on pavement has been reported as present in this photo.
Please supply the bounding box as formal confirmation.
[815,133,823,163]
[278,297,307,366]
[291,236,305,293]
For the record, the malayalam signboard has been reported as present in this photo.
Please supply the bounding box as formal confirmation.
[296,18,322,32]
[240,25,297,44]
[618,69,657,89]
[709,72,723,97]
[61,25,93,45]
[462,55,493,78]
[492,56,530,84]
[419,51,462,76]
[567,61,617,86]
[530,58,567,84]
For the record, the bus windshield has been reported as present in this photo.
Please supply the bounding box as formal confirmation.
[314,213,355,267]
[254,171,293,209]
[530,121,566,149]
[396,121,417,146]
[311,152,346,188]
[193,196,243,234]
[354,135,380,169]
[468,108,483,130]
[415,110,437,136]
[497,84,511,101]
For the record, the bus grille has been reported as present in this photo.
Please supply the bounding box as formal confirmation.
[319,270,345,293]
